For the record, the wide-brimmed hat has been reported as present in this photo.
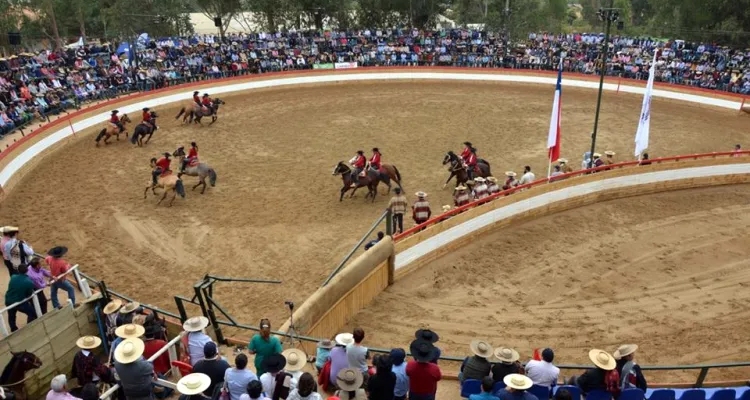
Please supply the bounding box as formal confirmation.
[442,205,451,212]
[505,171,517,177]
[262,353,286,373]
[410,339,439,362]
[415,191,427,198]
[504,373,533,390]
[455,185,468,191]
[487,177,498,183]
[0,226,18,234]
[589,349,616,370]
[593,153,602,158]
[613,344,639,360]
[47,246,68,258]
[318,339,335,349]
[76,335,101,350]
[474,177,486,182]
[103,299,122,315]
[470,340,494,358]
[558,158,568,164]
[282,348,307,371]
[415,329,440,343]
[336,368,364,391]
[119,302,140,314]
[604,151,616,156]
[495,347,520,363]
[115,338,145,364]
[466,180,475,185]
[335,333,355,346]
[115,323,145,339]
[176,373,211,395]
[182,316,209,332]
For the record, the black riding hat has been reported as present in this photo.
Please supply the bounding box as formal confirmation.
[112,110,119,114]
[372,147,380,153]
[357,150,364,155]
[163,152,171,158]
[463,141,472,146]
[191,142,197,147]
[142,107,150,111]
[203,93,209,97]
[193,91,199,95]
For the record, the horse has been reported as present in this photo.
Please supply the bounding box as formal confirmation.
[377,163,404,194]
[189,98,225,125]
[172,147,217,194]
[441,151,491,188]
[95,114,131,146]
[0,351,42,400]
[130,112,158,147]
[174,100,202,122]
[333,162,387,202]
[144,167,186,206]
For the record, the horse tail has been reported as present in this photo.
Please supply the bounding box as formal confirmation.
[175,179,186,198]
[175,108,185,120]
[393,165,403,189]
[208,168,217,187]
[130,128,139,144]
[95,129,106,142]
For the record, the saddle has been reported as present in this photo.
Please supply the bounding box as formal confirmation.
[187,159,199,168]
[159,169,173,178]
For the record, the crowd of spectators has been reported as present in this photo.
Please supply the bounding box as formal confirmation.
[1,28,748,139]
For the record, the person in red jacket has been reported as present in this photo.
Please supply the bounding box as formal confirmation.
[141,107,156,131]
[110,110,124,133]
[201,93,212,113]
[192,91,201,107]
[180,142,199,173]
[151,152,172,186]
[350,150,367,188]
[464,148,478,180]
[460,141,473,163]
[369,148,382,172]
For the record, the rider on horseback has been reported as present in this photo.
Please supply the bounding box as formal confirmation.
[180,142,199,173]
[369,148,382,172]
[142,107,156,131]
[350,150,367,188]
[201,93,212,113]
[110,110,124,133]
[193,91,201,108]
[152,152,172,186]
[464,147,478,180]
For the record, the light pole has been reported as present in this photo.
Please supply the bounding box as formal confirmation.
[502,0,511,60]
[587,0,619,169]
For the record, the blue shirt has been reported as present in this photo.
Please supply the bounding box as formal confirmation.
[392,363,409,397]
[497,389,539,400]
[470,393,500,400]
[315,347,331,369]
[225,368,258,400]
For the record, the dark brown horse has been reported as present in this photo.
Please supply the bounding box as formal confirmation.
[0,350,42,400]
[332,162,385,202]
[441,151,491,188]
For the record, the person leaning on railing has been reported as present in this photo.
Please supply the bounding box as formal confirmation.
[3,263,37,332]
[45,246,77,309]
[27,257,52,315]
[1,226,34,277]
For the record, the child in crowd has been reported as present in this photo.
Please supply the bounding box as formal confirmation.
[315,339,334,372]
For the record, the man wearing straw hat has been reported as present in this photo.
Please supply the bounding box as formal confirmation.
[176,373,211,400]
[387,187,408,234]
[571,349,618,395]
[491,347,522,385]
[406,340,442,400]
[72,336,113,388]
[182,316,214,366]
[613,344,647,391]
[604,151,617,165]
[412,192,431,226]
[114,337,155,400]
[472,177,489,200]
[459,340,493,383]
[282,348,307,383]
[453,185,471,207]
[486,177,500,195]
[558,159,573,174]
[329,332,354,390]
[502,172,518,191]
[496,373,538,400]
[2,226,34,276]
[111,323,146,358]
[117,301,141,326]
[102,299,123,341]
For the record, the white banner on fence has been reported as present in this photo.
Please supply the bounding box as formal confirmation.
[334,62,358,69]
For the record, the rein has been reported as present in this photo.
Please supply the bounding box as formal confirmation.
[1,372,33,388]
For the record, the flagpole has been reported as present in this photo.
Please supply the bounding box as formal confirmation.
[547,152,553,180]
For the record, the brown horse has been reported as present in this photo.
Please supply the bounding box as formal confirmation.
[189,98,225,125]
[95,114,131,146]
[441,151,491,188]
[174,100,202,122]
[332,162,383,202]
[144,160,186,206]
[0,350,42,400]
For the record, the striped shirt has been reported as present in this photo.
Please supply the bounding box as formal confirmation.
[412,200,431,222]
[388,195,408,214]
[487,183,501,194]
[454,192,471,207]
[473,184,489,200]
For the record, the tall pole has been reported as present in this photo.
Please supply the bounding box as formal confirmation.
[587,0,618,169]
[502,0,511,60]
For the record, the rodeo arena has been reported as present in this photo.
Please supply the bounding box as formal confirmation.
[3,12,750,400]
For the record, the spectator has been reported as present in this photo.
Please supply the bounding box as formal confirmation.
[558,159,573,173]
[554,389,572,400]
[282,348,307,383]
[518,166,536,186]
[193,342,231,398]
[45,246,77,309]
[46,374,80,400]
[182,316,214,366]
[114,338,155,400]
[240,380,271,400]
[4,263,37,332]
[497,374,538,400]
[486,177,501,195]
[176,373,212,400]
[2,226,33,276]
[315,339,334,373]
[524,348,559,388]
[491,348,523,385]
[550,165,563,179]
[347,328,370,387]
[143,325,171,376]
[454,185,471,207]
[389,348,409,400]
[387,187,408,234]
[102,299,123,340]
[469,377,500,400]
[224,353,258,400]
[733,144,742,157]
[110,323,145,364]
[472,177,489,200]
[502,172,519,191]
[460,340,494,382]
[249,318,283,376]
[406,340,441,400]
[604,151,617,165]
[288,372,322,400]
[367,354,396,400]
[572,349,618,395]
[640,153,652,165]
[330,333,355,389]
[26,257,51,315]
[259,353,292,400]
[335,368,367,400]
[72,335,113,387]
[414,329,441,364]
[364,232,385,251]
[411,192,431,226]
[79,383,99,400]
[613,344,647,391]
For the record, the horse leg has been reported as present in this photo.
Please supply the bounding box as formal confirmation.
[144,186,150,199]
[210,115,217,125]
[350,185,359,198]
[169,190,177,206]
[200,177,207,194]
[157,190,168,205]
[443,172,455,189]
[145,132,153,144]
[339,187,348,202]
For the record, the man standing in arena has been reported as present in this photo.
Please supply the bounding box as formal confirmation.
[388,187,408,234]
[453,185,470,207]
[412,192,431,226]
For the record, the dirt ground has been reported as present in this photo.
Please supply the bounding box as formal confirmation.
[1,81,749,357]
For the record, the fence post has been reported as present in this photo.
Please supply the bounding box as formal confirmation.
[202,286,225,344]
[73,267,92,298]
[694,367,710,388]
[31,293,42,318]
[0,312,9,337]
[168,337,181,378]
[385,209,393,236]
[174,296,188,323]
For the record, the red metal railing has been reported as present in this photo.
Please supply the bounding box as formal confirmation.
[393,150,750,241]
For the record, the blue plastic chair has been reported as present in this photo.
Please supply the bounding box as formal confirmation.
[461,379,482,398]
[679,390,707,400]
[529,384,552,400]
[556,385,582,400]
[586,390,613,400]
[492,381,507,394]
[707,389,735,400]
[738,388,750,400]
[650,390,677,400]
[620,388,646,400]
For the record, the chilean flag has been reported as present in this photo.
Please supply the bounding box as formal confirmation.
[547,58,563,162]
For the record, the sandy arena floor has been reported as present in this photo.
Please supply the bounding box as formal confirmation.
[1,80,749,351]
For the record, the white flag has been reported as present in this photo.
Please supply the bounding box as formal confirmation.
[634,52,658,157]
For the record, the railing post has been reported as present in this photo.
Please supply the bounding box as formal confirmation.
[31,294,42,318]
[694,367,710,388]
[73,267,92,298]
[0,313,9,337]
[174,296,188,323]
[168,338,181,378]
[202,286,225,344]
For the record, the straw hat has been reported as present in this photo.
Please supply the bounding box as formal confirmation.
[455,185,468,191]
[487,177,498,183]
[474,177,486,183]
[589,349,616,370]
[593,153,602,158]
[494,347,520,363]
[119,302,140,314]
[182,316,209,332]
[282,348,307,371]
[114,338,145,364]
[613,344,639,360]
[0,226,18,234]
[505,171,517,177]
[466,180,475,185]
[335,332,355,346]
[176,373,211,395]
[76,335,101,350]
[115,323,145,339]
[605,151,616,156]
[415,191,427,198]
[336,368,364,391]
[503,373,533,390]
[102,299,122,315]
[469,340,494,358]
[558,158,568,164]
[442,205,452,212]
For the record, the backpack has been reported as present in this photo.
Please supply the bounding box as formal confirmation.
[604,369,621,396]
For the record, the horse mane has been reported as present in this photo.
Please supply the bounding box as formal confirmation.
[0,353,19,384]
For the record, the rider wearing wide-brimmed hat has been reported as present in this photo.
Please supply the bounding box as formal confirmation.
[152,152,172,186]
[180,142,199,173]
[110,110,124,133]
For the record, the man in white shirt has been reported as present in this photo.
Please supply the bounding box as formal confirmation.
[525,348,559,388]
[518,165,536,186]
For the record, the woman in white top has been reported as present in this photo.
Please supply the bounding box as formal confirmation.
[287,373,322,400]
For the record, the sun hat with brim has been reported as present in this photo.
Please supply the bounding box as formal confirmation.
[176,373,211,395]
[558,158,568,164]
[442,205,451,212]
[115,338,146,364]
[415,191,427,198]
[455,185,468,191]
[613,344,639,360]
[335,332,355,346]
[262,353,286,373]
[470,340,494,358]
[593,153,602,158]
[102,299,122,315]
[282,348,307,371]
[182,316,209,332]
[410,339,439,363]
[76,335,102,350]
[605,151,616,156]
[318,339,335,349]
[47,246,68,258]
[474,177,486,182]
[119,302,140,314]
[487,177,498,183]
[503,373,533,390]
[115,323,145,339]
[0,226,18,234]
[505,171,517,177]
[589,349,616,370]
[415,329,440,343]
[494,347,520,363]
[336,368,364,391]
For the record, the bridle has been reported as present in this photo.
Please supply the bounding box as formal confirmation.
[446,154,464,173]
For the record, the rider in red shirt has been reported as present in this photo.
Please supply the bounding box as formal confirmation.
[110,110,124,133]
[152,152,171,186]
[351,150,367,187]
[193,91,201,107]
[201,93,212,112]
[465,150,478,180]
[369,148,382,172]
[180,142,199,173]
[141,107,156,130]
[460,141,473,163]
